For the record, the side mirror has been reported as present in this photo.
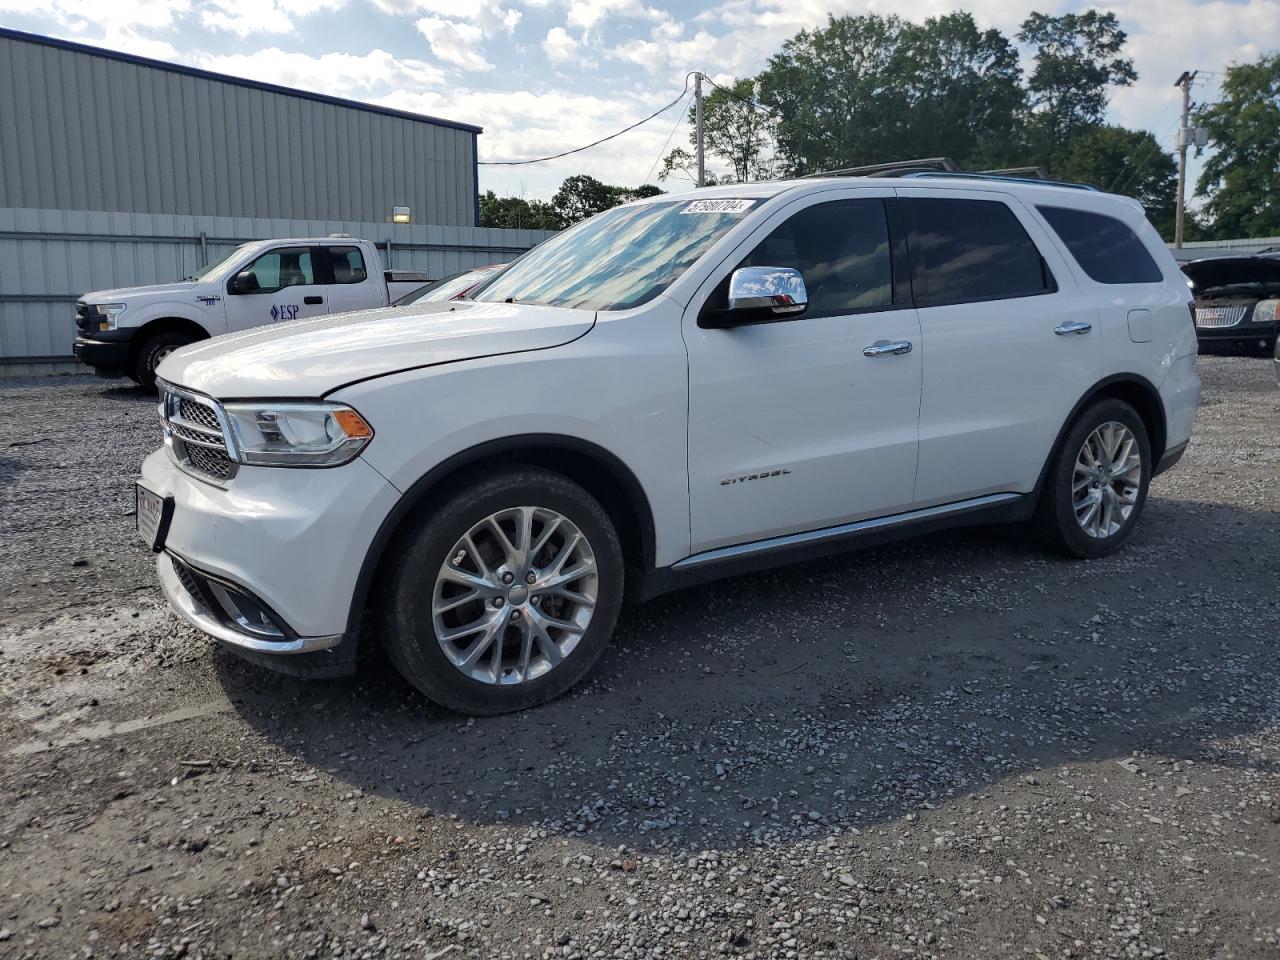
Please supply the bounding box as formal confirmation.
[700,266,808,329]
[230,271,260,294]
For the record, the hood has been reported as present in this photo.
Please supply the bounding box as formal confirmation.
[156,300,595,398]
[1182,255,1280,295]
[82,282,199,302]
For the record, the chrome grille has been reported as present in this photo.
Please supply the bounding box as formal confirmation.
[159,383,238,484]
[1195,305,1247,328]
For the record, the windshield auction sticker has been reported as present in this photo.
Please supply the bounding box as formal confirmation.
[681,198,757,215]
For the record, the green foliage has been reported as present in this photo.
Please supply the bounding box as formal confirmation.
[478,190,564,230]
[479,178,663,231]
[755,12,1026,175]
[1195,53,1280,238]
[1048,126,1177,236]
[1019,10,1136,148]
[551,175,664,224]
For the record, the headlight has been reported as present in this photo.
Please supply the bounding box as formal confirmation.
[222,402,374,467]
[1253,299,1278,324]
[93,303,127,328]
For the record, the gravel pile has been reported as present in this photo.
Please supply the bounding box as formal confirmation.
[0,357,1277,959]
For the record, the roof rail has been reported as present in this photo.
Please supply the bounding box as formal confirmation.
[899,171,1099,191]
[801,158,1098,191]
[801,157,959,179]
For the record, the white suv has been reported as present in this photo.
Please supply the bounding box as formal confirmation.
[139,175,1200,714]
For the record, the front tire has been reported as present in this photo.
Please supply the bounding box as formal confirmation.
[381,466,625,715]
[1033,398,1152,558]
[133,331,195,390]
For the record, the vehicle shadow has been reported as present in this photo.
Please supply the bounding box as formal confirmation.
[215,494,1280,852]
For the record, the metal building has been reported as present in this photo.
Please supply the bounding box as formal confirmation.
[0,28,481,226]
[0,28,557,374]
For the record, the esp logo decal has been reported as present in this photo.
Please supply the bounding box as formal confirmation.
[270,304,300,321]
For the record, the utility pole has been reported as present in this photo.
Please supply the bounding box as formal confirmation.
[694,71,705,188]
[1173,70,1197,249]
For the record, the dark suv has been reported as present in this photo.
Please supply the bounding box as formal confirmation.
[1183,251,1280,354]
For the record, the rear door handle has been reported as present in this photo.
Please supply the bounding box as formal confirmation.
[863,340,913,357]
[304,295,324,305]
[1054,320,1091,336]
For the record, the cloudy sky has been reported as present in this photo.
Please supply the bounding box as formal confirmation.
[1,0,1275,202]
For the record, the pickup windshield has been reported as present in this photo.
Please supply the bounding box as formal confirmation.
[470,198,758,311]
[187,243,256,282]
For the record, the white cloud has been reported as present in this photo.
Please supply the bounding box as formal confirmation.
[200,0,295,36]
[198,47,446,95]
[416,0,522,33]
[415,16,494,72]
[542,26,579,64]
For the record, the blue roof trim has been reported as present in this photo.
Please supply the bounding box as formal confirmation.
[0,26,484,135]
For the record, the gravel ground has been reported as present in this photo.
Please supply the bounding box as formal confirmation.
[0,357,1278,960]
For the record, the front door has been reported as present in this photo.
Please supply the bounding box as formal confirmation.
[684,192,923,555]
[224,245,329,332]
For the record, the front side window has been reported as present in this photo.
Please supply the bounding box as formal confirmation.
[328,246,368,285]
[238,247,315,294]
[737,198,892,318]
[470,199,759,311]
[908,198,1053,306]
[1037,205,1163,284]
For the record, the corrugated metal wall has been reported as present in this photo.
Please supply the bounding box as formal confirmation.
[0,206,554,367]
[0,30,479,226]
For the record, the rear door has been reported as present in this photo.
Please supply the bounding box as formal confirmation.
[321,244,385,315]
[895,188,1100,505]
[223,245,329,331]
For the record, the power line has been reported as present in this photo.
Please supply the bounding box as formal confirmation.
[643,89,694,186]
[479,76,693,167]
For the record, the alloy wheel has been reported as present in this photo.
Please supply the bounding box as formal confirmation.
[431,506,598,685]
[1072,421,1142,539]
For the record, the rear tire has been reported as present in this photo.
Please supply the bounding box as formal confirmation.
[132,331,195,390]
[381,466,625,715]
[1032,398,1152,559]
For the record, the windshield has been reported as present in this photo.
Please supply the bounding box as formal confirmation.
[396,266,501,305]
[470,198,759,311]
[187,243,256,282]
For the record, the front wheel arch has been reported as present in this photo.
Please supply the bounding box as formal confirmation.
[128,317,211,377]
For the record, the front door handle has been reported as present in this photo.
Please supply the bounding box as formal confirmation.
[1054,320,1091,336]
[304,295,324,305]
[863,340,913,357]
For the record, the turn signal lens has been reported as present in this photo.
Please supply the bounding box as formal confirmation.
[332,409,374,439]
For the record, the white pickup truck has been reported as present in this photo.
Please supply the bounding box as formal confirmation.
[74,237,427,388]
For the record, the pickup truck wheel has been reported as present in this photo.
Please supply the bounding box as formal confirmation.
[133,331,195,390]
[382,466,624,715]
[1033,398,1151,559]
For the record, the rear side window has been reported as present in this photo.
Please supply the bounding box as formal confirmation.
[738,198,893,318]
[907,198,1054,306]
[1037,206,1164,284]
[328,246,368,284]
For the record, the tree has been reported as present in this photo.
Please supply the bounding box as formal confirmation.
[661,78,774,184]
[754,13,1026,175]
[550,175,664,225]
[1195,52,1280,238]
[1049,126,1177,236]
[1019,11,1136,149]
[478,190,563,230]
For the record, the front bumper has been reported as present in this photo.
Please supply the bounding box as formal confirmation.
[74,336,132,373]
[1195,320,1278,351]
[140,446,401,675]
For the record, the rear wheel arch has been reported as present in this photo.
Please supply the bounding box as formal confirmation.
[347,435,658,643]
[1036,373,1167,497]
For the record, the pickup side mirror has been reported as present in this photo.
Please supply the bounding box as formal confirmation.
[229,271,260,295]
[699,266,808,329]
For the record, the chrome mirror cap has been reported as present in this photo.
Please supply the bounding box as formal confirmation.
[727,266,808,316]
